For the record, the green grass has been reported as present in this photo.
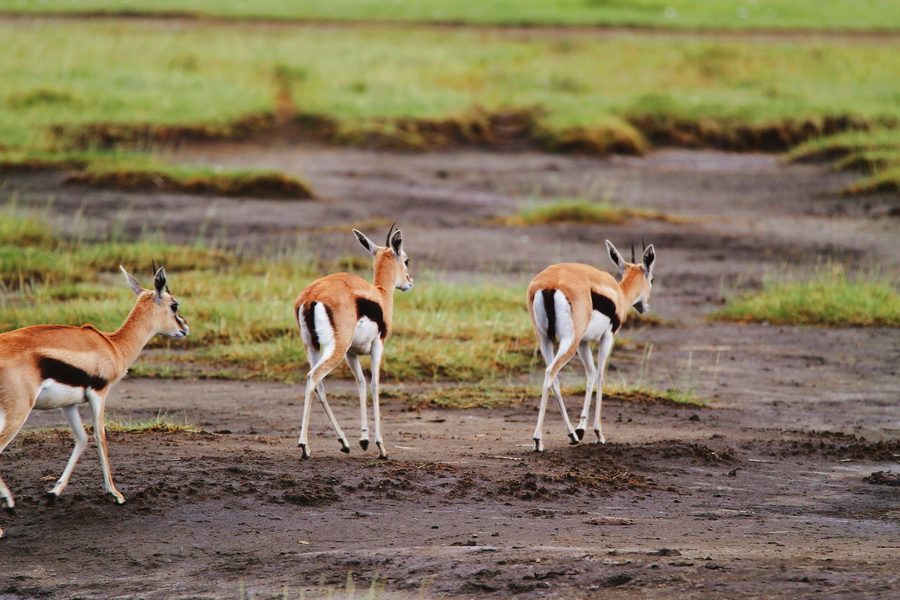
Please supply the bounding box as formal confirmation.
[494,199,683,226]
[0,20,898,185]
[715,264,900,326]
[787,129,900,194]
[104,411,200,434]
[1,0,898,31]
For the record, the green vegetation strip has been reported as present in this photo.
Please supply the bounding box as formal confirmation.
[1,19,898,192]
[715,265,900,327]
[1,0,898,31]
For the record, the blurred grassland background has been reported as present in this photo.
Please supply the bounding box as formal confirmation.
[0,1,898,404]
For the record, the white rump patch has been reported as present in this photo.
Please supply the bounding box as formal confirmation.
[584,310,613,342]
[313,303,337,362]
[552,291,575,341]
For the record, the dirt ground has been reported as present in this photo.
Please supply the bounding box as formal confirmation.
[1,144,898,599]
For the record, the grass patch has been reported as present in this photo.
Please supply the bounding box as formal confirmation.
[0,20,897,165]
[714,264,900,327]
[104,411,200,434]
[2,0,898,31]
[788,128,900,195]
[494,199,681,226]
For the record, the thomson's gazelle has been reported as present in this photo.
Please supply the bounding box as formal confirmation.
[0,267,189,536]
[294,225,413,459]
[527,240,656,452]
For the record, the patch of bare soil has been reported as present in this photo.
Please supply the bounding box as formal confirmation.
[1,145,898,599]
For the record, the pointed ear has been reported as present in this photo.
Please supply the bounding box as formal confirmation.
[642,244,656,274]
[353,229,378,256]
[606,240,626,274]
[153,267,167,303]
[120,266,144,297]
[389,228,403,256]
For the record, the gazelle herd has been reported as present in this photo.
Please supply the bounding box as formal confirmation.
[0,225,655,537]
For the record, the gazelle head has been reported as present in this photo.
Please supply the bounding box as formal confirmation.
[120,265,190,339]
[606,239,656,314]
[353,224,414,292]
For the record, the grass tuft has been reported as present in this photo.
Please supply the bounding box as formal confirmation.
[714,264,900,327]
[104,411,200,434]
[493,199,682,226]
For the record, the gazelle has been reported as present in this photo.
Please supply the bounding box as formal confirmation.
[526,240,656,452]
[0,266,188,536]
[294,224,413,460]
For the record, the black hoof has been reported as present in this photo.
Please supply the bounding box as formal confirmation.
[340,446,351,454]
[575,428,585,441]
[299,444,310,459]
[568,433,579,445]
[359,439,369,451]
[532,439,544,453]
[4,505,15,516]
[43,492,58,506]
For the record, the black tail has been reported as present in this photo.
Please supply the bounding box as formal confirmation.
[541,289,557,341]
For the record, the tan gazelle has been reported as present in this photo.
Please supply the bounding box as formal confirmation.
[0,267,189,537]
[527,240,656,452]
[294,225,413,459]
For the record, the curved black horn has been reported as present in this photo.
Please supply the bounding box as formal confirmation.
[386,223,397,247]
[631,240,636,263]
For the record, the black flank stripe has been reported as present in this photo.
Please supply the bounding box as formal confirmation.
[356,297,387,339]
[541,289,557,341]
[303,302,320,352]
[38,357,108,390]
[591,292,621,333]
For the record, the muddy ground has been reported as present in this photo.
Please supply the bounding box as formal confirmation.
[1,145,898,599]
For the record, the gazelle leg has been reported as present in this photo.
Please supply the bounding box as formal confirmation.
[86,389,125,504]
[345,353,370,450]
[533,333,579,451]
[0,406,29,514]
[593,333,615,444]
[299,345,345,459]
[47,404,89,500]
[575,341,597,441]
[370,339,388,459]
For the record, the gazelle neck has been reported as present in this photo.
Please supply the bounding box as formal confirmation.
[618,267,646,306]
[108,297,158,366]
[372,254,398,328]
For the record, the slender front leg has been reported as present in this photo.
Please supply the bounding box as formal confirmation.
[345,353,370,450]
[575,341,597,441]
[369,340,388,459]
[594,333,615,444]
[314,379,350,453]
[47,404,90,500]
[86,389,125,504]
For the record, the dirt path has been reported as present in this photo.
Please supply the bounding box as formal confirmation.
[1,146,898,599]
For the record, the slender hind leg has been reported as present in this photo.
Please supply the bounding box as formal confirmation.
[299,345,349,458]
[575,341,597,441]
[345,353,370,450]
[533,333,580,451]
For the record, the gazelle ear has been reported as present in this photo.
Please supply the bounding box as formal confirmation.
[605,240,626,275]
[389,228,403,256]
[353,229,378,256]
[642,244,656,274]
[120,266,144,297]
[153,267,167,304]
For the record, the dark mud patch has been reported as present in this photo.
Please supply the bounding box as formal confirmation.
[864,471,900,486]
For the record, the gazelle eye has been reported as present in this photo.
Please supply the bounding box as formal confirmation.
[404,259,410,267]
[171,302,179,313]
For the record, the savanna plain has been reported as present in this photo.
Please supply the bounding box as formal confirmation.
[0,3,898,599]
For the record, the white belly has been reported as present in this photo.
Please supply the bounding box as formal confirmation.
[583,310,613,342]
[348,317,380,355]
[33,380,87,410]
